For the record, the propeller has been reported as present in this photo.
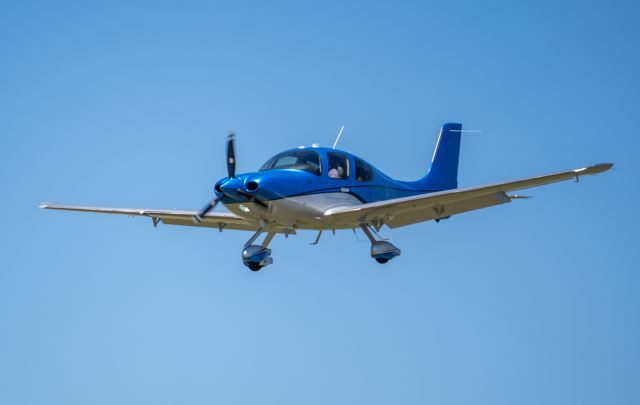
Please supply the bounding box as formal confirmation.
[227,132,236,178]
[192,196,223,223]
[192,132,237,224]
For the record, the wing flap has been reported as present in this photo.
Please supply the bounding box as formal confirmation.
[158,216,256,231]
[385,192,509,228]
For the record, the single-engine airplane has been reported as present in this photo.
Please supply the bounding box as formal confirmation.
[41,123,613,271]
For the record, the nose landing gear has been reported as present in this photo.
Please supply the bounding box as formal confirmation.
[360,224,401,264]
[242,229,276,271]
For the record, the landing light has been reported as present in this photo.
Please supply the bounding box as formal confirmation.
[238,205,251,213]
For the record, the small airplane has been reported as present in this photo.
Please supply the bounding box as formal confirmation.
[40,123,613,271]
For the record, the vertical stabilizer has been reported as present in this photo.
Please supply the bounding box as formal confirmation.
[415,123,462,190]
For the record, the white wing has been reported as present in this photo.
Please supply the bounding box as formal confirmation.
[323,163,613,229]
[39,203,259,231]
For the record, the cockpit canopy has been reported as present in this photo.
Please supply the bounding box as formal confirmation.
[259,149,321,175]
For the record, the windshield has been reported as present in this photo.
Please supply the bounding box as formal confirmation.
[259,150,321,175]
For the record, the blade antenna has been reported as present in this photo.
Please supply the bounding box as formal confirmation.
[332,125,345,149]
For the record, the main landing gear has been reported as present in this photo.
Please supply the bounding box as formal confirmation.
[241,225,400,270]
[359,224,401,264]
[241,229,275,271]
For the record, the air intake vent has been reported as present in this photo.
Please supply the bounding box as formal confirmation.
[246,181,259,191]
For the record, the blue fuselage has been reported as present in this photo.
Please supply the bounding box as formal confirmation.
[216,147,441,205]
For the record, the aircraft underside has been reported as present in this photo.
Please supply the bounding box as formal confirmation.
[224,192,402,270]
[224,192,365,230]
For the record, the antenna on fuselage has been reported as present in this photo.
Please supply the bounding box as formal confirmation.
[332,125,345,149]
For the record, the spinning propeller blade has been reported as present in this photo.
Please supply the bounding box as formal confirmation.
[191,132,238,224]
[227,132,236,179]
[192,196,222,223]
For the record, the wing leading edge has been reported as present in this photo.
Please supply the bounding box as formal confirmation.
[323,163,613,229]
[38,203,258,231]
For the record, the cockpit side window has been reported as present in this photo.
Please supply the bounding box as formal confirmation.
[354,158,373,182]
[259,150,321,175]
[326,152,350,180]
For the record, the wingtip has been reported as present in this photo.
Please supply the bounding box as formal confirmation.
[575,163,614,176]
[590,162,614,174]
[38,203,48,209]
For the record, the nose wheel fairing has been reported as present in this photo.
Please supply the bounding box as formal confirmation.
[242,245,273,271]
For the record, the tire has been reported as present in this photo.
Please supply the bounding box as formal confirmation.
[248,263,262,271]
[375,258,389,264]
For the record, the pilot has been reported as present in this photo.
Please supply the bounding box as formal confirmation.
[328,166,343,179]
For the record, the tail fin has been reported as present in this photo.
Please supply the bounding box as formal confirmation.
[416,123,462,190]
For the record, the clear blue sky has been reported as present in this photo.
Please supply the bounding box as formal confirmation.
[1,1,639,404]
